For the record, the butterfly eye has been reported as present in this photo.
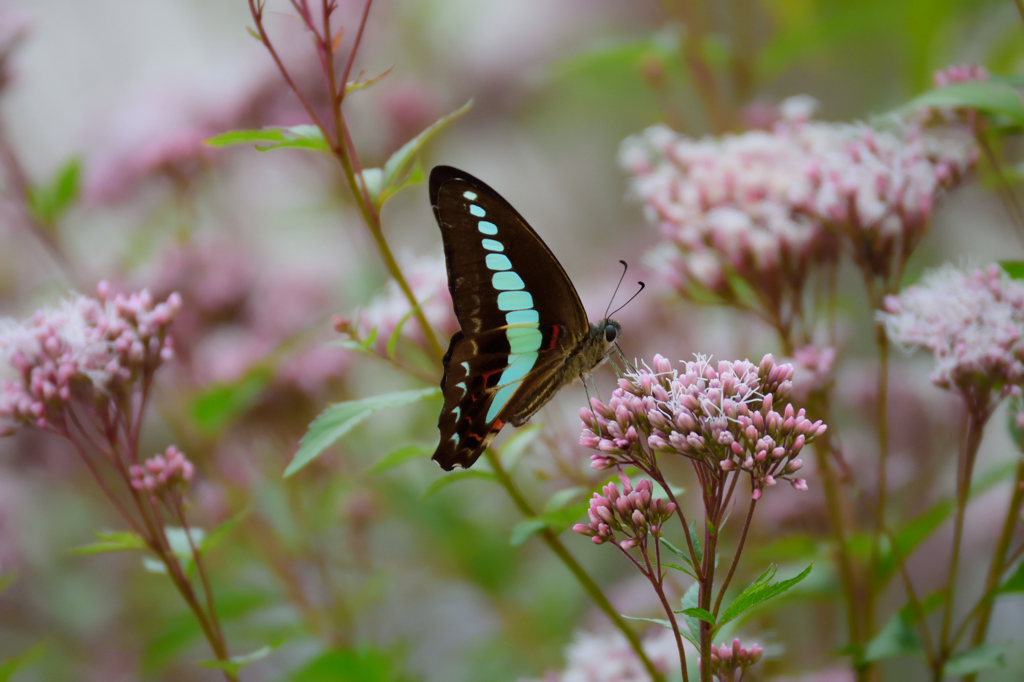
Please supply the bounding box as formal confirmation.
[604,324,617,343]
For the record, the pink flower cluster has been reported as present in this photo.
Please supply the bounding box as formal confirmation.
[880,264,1024,403]
[518,629,680,682]
[0,284,180,432]
[130,445,195,493]
[353,252,458,352]
[573,471,676,549]
[621,95,976,299]
[933,64,988,87]
[580,354,824,497]
[699,638,763,682]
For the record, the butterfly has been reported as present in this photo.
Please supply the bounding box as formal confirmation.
[429,165,622,470]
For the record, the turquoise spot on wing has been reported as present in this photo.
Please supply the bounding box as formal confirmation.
[487,385,517,421]
[485,351,539,421]
[478,221,498,235]
[506,310,539,325]
[485,253,512,271]
[506,326,542,353]
[453,406,461,420]
[463,191,477,200]
[492,272,525,290]
[460,362,470,373]
[450,433,459,443]
[481,239,504,252]
[497,290,533,311]
[469,205,486,217]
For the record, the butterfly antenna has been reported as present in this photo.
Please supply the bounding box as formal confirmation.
[608,281,646,319]
[604,260,630,319]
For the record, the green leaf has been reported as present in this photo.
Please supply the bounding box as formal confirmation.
[510,519,549,547]
[344,66,394,96]
[200,508,250,555]
[69,529,147,556]
[0,643,45,682]
[190,365,273,435]
[681,607,716,626]
[0,573,15,595]
[199,645,274,676]
[943,644,1006,676]
[998,559,1024,593]
[717,564,813,632]
[662,563,697,579]
[544,486,587,513]
[509,501,589,546]
[661,538,697,570]
[368,443,433,474]
[878,462,1016,584]
[381,100,472,193]
[679,582,702,644]
[1000,260,1024,280]
[286,387,440,476]
[376,161,424,207]
[205,125,329,153]
[862,607,924,662]
[290,646,406,682]
[385,300,424,359]
[422,469,497,497]
[499,423,543,470]
[897,81,1024,126]
[26,157,81,226]
[620,615,674,630]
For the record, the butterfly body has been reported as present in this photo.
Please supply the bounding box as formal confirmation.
[429,166,620,471]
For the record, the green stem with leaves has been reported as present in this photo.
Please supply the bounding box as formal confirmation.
[482,450,663,682]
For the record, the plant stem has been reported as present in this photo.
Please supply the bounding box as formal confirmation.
[699,515,718,682]
[938,408,988,663]
[866,317,890,639]
[963,449,1024,679]
[483,450,663,682]
[712,497,756,617]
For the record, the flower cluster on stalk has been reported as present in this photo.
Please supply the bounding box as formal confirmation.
[580,354,823,498]
[880,263,1024,412]
[621,94,976,320]
[130,445,195,494]
[0,284,180,434]
[574,471,676,550]
[699,639,763,682]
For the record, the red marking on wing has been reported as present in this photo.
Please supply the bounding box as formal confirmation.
[546,325,561,351]
[491,419,505,431]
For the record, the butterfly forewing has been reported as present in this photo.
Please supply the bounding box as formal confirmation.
[430,166,590,469]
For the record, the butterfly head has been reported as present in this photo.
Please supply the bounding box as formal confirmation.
[588,318,622,368]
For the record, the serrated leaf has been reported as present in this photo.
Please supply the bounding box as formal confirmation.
[717,563,813,632]
[897,81,1024,126]
[0,642,45,682]
[205,125,329,153]
[69,529,147,556]
[943,644,1007,676]
[1000,260,1024,280]
[286,387,440,476]
[199,644,275,675]
[189,365,273,435]
[499,423,543,470]
[661,538,696,569]
[369,443,433,474]
[381,100,472,191]
[681,607,716,626]
[423,469,496,497]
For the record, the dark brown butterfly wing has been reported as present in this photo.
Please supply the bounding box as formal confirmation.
[430,166,590,470]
